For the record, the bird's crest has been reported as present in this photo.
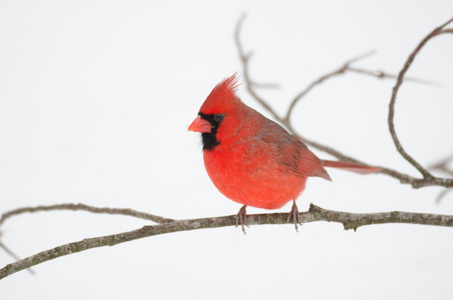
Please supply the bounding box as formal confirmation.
[200,73,240,114]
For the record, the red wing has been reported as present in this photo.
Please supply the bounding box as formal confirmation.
[282,139,331,180]
[259,123,331,180]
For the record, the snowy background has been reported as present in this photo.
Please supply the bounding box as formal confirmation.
[1,1,453,299]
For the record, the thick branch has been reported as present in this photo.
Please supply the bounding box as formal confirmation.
[2,203,453,280]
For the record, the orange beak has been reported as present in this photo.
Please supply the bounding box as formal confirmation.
[188,115,213,133]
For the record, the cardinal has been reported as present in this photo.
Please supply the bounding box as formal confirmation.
[189,74,378,232]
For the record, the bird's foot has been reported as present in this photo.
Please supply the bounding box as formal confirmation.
[236,205,249,234]
[287,201,302,232]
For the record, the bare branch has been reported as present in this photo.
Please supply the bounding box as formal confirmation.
[0,203,174,226]
[235,14,453,189]
[388,17,453,179]
[234,13,284,122]
[2,203,453,280]
[439,28,453,34]
[249,81,280,89]
[284,54,361,124]
[347,67,438,85]
[285,52,434,124]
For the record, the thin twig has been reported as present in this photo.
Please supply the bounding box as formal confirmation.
[436,189,453,204]
[347,67,438,85]
[0,203,174,226]
[388,17,453,179]
[2,203,453,280]
[250,81,280,89]
[234,13,283,123]
[428,153,453,177]
[285,61,351,124]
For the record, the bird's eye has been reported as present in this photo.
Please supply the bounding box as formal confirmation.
[214,114,224,123]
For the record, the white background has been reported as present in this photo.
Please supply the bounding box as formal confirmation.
[1,1,453,299]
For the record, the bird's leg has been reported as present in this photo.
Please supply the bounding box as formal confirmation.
[236,205,249,234]
[287,200,302,232]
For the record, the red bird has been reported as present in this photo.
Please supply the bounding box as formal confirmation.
[189,74,378,231]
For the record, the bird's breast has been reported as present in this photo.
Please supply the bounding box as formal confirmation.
[203,141,307,209]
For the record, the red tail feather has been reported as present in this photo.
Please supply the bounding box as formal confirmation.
[321,160,379,174]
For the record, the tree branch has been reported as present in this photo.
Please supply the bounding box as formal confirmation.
[388,17,453,180]
[2,203,453,280]
[235,14,453,189]
[0,203,174,226]
[284,51,375,124]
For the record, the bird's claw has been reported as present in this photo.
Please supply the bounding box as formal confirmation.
[287,201,302,232]
[236,205,249,234]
